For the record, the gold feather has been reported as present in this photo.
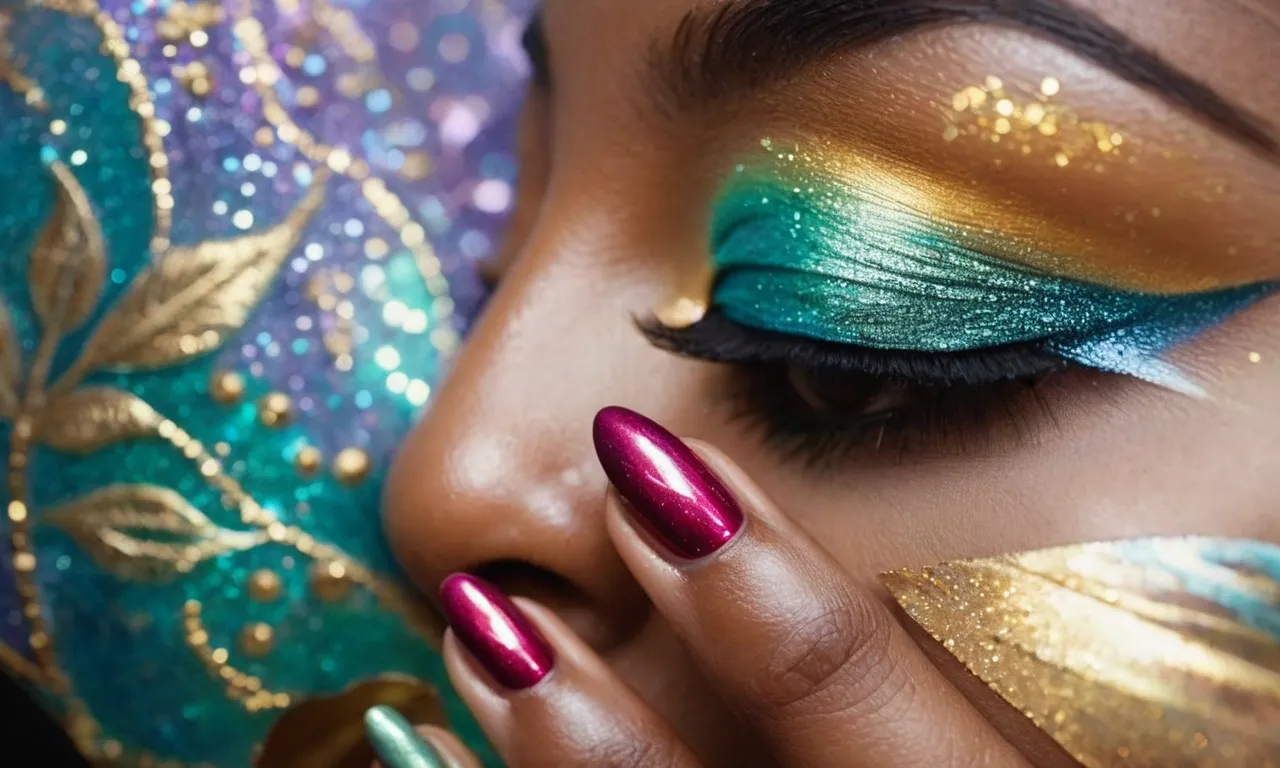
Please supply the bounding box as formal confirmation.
[882,537,1280,768]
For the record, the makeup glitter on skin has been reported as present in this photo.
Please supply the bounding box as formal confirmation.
[708,149,1276,395]
[0,1,533,765]
[944,75,1127,169]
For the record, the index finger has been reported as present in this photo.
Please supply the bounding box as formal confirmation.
[593,406,1031,768]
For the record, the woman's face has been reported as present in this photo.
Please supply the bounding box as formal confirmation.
[386,0,1280,764]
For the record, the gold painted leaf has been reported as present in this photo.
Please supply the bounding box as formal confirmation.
[882,537,1280,768]
[36,386,163,453]
[29,162,106,332]
[41,484,269,581]
[0,300,21,417]
[78,170,329,371]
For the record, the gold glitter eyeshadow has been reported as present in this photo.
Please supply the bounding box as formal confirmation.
[944,75,1126,168]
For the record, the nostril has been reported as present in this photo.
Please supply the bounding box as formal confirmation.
[466,559,643,649]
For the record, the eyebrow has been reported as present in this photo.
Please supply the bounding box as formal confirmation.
[654,0,1277,154]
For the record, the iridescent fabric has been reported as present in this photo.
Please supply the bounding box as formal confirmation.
[0,1,534,765]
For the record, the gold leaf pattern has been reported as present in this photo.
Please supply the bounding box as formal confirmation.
[882,537,1280,768]
[41,484,269,581]
[30,162,106,332]
[78,170,329,371]
[37,386,163,453]
[0,300,22,417]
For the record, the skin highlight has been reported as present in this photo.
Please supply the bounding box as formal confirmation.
[383,1,1280,765]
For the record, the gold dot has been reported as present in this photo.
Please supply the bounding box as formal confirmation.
[1023,103,1046,125]
[1054,152,1070,168]
[295,445,322,476]
[239,623,275,657]
[951,92,970,112]
[13,552,36,572]
[1249,352,1262,364]
[296,86,319,107]
[1040,76,1061,97]
[258,392,293,427]
[984,75,1003,91]
[310,560,352,601]
[995,99,1014,117]
[994,118,1011,135]
[8,501,27,522]
[248,569,282,602]
[942,124,960,141]
[332,447,371,485]
[210,371,245,404]
[1037,121,1059,137]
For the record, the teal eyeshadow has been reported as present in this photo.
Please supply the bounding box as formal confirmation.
[708,173,1276,394]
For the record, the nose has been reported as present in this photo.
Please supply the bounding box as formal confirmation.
[383,235,683,649]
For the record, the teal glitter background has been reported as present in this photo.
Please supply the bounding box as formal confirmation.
[711,168,1275,394]
[0,1,536,765]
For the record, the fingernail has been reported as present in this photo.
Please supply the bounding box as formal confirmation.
[439,573,555,690]
[592,406,744,560]
[364,705,447,768]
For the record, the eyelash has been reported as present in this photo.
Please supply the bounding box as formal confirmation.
[640,310,1070,464]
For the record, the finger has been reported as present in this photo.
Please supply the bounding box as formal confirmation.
[593,406,1031,768]
[365,706,482,768]
[438,573,702,768]
[417,726,485,768]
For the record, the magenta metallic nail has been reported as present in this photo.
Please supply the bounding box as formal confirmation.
[438,573,555,690]
[592,406,744,560]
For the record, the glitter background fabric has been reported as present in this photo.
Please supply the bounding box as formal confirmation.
[0,0,534,765]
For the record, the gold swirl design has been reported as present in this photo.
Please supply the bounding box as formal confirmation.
[182,600,292,713]
[0,2,463,762]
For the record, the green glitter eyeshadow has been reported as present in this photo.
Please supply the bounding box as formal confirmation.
[709,168,1274,394]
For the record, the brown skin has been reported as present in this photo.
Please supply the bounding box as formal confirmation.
[383,0,1280,765]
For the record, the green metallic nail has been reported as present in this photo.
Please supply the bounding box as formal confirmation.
[364,705,447,768]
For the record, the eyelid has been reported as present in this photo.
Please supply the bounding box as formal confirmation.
[706,165,1276,395]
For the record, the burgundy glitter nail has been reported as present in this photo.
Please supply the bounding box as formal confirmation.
[439,574,555,691]
[592,406,744,560]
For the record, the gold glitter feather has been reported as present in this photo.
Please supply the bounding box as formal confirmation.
[0,300,22,417]
[29,162,106,333]
[40,484,269,581]
[37,386,162,453]
[75,169,329,372]
[882,538,1280,768]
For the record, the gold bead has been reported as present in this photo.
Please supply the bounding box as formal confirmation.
[309,560,351,602]
[239,622,275,657]
[332,447,371,485]
[295,445,322,476]
[258,392,293,427]
[210,370,245,404]
[248,569,281,602]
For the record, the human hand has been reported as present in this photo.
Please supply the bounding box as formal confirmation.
[367,406,1033,768]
